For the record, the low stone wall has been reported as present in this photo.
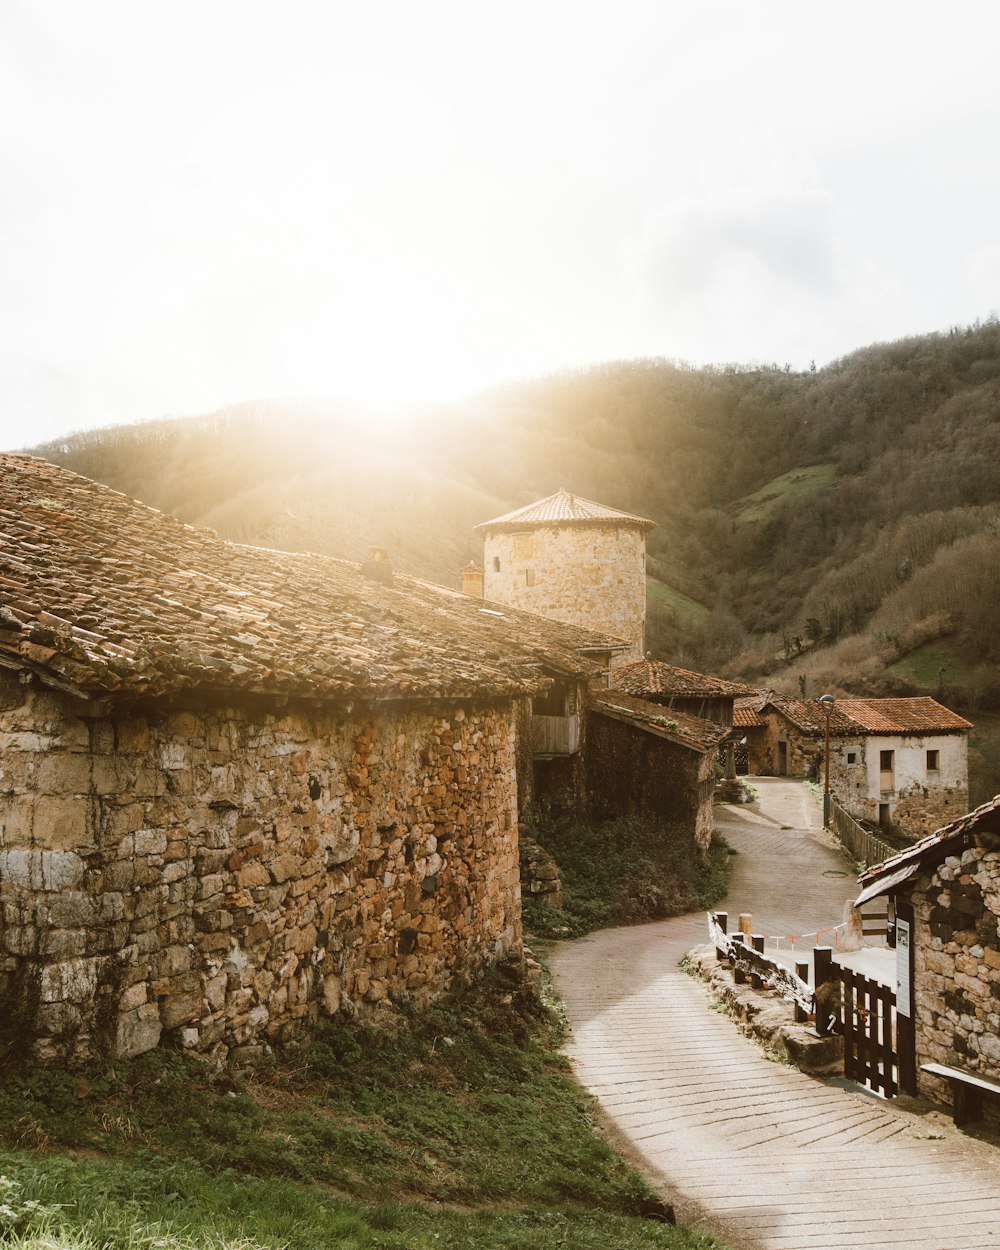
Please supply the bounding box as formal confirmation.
[518,836,563,909]
[0,676,521,1064]
[912,834,1000,1124]
[687,944,842,1074]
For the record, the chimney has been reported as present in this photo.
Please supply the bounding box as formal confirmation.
[461,561,484,598]
[361,546,394,586]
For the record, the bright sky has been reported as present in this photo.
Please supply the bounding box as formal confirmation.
[3,1,999,449]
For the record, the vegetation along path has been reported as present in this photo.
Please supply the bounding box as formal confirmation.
[549,778,1000,1250]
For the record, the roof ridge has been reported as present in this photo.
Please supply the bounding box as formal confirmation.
[475,489,655,532]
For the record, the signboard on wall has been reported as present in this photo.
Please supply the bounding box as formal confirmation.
[896,917,911,1017]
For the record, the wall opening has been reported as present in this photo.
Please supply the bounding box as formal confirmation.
[492,557,500,572]
[926,749,940,772]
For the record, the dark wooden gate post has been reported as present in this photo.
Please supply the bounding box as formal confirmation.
[731,932,746,984]
[750,935,765,989]
[814,945,834,1036]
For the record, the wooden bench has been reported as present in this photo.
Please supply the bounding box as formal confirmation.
[921,1063,1000,1127]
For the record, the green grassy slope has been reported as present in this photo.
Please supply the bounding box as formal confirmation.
[0,968,727,1250]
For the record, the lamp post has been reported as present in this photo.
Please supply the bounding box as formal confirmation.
[818,693,836,828]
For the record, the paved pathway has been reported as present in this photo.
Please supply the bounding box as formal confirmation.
[549,778,1000,1249]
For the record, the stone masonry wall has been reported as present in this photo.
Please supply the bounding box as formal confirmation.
[0,674,521,1064]
[584,713,715,851]
[757,714,821,778]
[482,524,646,664]
[911,833,1000,1118]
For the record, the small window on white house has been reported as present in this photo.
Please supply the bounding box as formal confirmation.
[880,750,894,772]
[926,749,940,772]
[492,557,500,572]
[846,752,858,764]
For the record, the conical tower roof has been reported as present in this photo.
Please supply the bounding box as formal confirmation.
[475,488,655,533]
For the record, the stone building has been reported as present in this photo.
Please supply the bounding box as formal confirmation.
[856,796,1000,1124]
[585,692,726,850]
[0,455,612,1065]
[752,694,857,778]
[753,695,971,840]
[473,489,655,665]
[833,698,972,839]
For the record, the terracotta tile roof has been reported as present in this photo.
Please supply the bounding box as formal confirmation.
[762,694,972,737]
[762,695,864,736]
[857,794,1000,889]
[475,488,655,533]
[733,705,763,729]
[589,691,728,753]
[835,697,973,734]
[612,659,755,700]
[0,454,612,704]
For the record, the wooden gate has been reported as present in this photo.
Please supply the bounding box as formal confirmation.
[834,966,898,1097]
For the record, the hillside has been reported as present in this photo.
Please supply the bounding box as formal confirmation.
[28,318,1000,710]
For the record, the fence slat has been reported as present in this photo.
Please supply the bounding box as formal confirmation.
[830,794,895,867]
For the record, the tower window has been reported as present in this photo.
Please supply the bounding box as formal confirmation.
[492,557,500,572]
[525,569,535,587]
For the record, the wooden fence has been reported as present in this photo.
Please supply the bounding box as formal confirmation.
[709,912,901,1098]
[830,794,895,868]
[707,912,814,1019]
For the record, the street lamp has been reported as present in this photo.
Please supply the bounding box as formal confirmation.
[818,693,836,828]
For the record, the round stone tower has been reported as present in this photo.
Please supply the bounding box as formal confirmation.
[474,488,655,664]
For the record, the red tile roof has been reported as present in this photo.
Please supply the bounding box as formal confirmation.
[612,659,755,700]
[762,695,972,736]
[475,488,655,533]
[733,705,763,729]
[835,697,973,734]
[0,455,615,705]
[589,691,728,753]
[763,696,872,735]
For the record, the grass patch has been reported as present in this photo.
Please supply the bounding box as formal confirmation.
[0,964,730,1250]
[521,811,731,940]
[645,576,710,627]
[885,639,978,688]
[0,1154,727,1249]
[733,463,836,524]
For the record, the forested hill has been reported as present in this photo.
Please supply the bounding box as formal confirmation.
[28,318,1000,710]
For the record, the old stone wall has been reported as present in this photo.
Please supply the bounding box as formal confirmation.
[756,713,821,778]
[482,524,646,664]
[0,675,521,1064]
[584,713,715,851]
[911,833,1000,1122]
